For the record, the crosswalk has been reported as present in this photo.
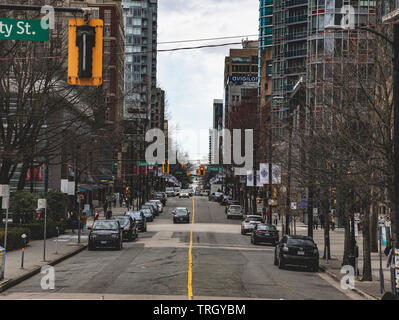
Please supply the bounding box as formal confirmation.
[53,234,88,242]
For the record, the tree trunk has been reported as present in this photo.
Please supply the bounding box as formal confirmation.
[343,200,351,265]
[0,159,12,184]
[370,200,378,252]
[362,199,373,281]
[17,162,30,191]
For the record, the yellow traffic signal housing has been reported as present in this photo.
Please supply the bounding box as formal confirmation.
[76,184,80,194]
[273,187,277,198]
[187,170,190,177]
[68,18,103,86]
[162,161,170,173]
[199,165,205,176]
[167,161,170,174]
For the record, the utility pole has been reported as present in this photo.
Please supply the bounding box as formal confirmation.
[253,144,257,215]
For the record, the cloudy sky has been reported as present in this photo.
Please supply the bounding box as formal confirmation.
[157,0,259,162]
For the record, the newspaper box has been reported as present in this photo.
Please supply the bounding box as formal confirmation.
[0,246,5,280]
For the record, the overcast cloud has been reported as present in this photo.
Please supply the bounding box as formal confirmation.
[157,0,258,162]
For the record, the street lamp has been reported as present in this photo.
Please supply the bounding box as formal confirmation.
[326,22,399,296]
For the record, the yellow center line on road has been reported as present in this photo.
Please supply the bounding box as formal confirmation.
[188,196,195,300]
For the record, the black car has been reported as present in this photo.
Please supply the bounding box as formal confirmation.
[125,211,147,232]
[141,208,154,222]
[172,207,191,223]
[111,215,138,241]
[274,235,319,272]
[154,192,167,206]
[88,220,123,250]
[251,223,279,246]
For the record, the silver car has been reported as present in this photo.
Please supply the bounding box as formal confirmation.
[150,199,163,213]
[226,205,243,219]
[241,215,264,234]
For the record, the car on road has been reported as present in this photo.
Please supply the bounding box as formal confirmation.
[141,208,154,222]
[251,223,279,246]
[274,235,319,272]
[179,189,191,198]
[166,187,175,197]
[142,203,157,217]
[88,220,123,251]
[173,187,181,196]
[145,201,159,216]
[125,211,147,232]
[220,194,232,205]
[209,192,223,202]
[225,199,240,213]
[150,199,163,213]
[241,215,264,234]
[172,207,191,223]
[194,189,201,196]
[200,190,209,196]
[111,215,138,242]
[154,192,167,206]
[226,205,243,219]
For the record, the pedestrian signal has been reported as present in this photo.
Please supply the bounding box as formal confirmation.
[68,18,103,86]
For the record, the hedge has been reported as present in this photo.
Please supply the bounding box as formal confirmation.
[0,227,31,251]
[0,221,69,242]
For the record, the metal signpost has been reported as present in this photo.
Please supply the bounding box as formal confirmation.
[1,185,9,279]
[379,217,385,294]
[38,199,47,261]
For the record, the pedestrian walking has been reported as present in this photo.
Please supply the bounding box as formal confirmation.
[119,194,123,207]
[320,214,324,230]
[103,201,107,216]
[71,209,78,234]
[81,211,88,232]
[314,217,319,230]
[106,207,112,220]
[94,211,100,221]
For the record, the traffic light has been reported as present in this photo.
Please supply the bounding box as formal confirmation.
[273,187,277,198]
[181,162,186,170]
[199,165,205,177]
[125,186,130,195]
[76,184,80,194]
[68,18,103,86]
[187,170,190,177]
[162,161,170,174]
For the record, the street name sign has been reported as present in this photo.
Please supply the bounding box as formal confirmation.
[0,18,49,41]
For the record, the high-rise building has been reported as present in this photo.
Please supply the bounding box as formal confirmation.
[210,99,223,164]
[122,0,157,131]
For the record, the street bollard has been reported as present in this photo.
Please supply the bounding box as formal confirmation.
[20,233,27,269]
[55,226,59,255]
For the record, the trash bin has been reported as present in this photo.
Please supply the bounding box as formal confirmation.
[0,246,5,281]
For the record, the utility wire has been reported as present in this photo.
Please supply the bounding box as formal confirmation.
[157,34,258,44]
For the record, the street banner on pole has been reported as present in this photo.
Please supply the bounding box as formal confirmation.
[256,170,262,187]
[272,164,281,184]
[38,199,47,209]
[246,171,254,187]
[290,202,297,210]
[259,163,269,185]
[61,179,68,194]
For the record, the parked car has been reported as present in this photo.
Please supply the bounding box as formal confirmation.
[142,204,156,217]
[200,190,209,196]
[241,215,264,234]
[125,211,147,232]
[166,187,175,197]
[172,207,191,223]
[225,199,240,213]
[145,202,159,216]
[111,215,138,241]
[274,235,319,272]
[251,223,279,246]
[226,205,243,219]
[88,220,123,251]
[154,192,167,206]
[141,208,154,222]
[220,194,232,205]
[179,189,191,198]
[150,199,163,213]
[194,189,201,196]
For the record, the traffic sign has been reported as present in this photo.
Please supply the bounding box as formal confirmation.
[0,18,49,41]
[290,202,297,210]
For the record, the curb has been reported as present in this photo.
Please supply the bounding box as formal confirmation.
[318,265,379,300]
[0,244,87,294]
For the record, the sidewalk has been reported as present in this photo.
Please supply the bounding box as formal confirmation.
[276,220,394,299]
[0,217,95,293]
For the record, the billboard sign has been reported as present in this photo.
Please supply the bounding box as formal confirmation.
[228,75,258,83]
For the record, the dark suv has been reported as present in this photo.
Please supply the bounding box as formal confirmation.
[111,215,138,241]
[274,235,319,272]
[88,220,123,250]
[125,211,147,232]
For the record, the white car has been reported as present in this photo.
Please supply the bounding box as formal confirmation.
[227,205,243,219]
[179,190,190,198]
[241,215,264,234]
[200,190,209,196]
[150,199,163,213]
[166,188,175,197]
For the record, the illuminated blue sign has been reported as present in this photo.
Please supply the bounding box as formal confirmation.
[228,75,258,83]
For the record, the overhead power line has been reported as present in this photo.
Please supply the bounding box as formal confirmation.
[157,34,258,45]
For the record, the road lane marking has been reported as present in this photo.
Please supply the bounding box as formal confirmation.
[187,196,195,300]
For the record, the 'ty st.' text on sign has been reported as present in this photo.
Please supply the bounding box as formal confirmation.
[0,18,49,41]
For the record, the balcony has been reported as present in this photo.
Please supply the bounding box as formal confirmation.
[284,66,306,75]
[284,49,307,58]
[285,0,308,7]
[285,15,307,24]
[285,32,307,41]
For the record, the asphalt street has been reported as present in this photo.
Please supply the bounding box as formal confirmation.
[1,196,362,300]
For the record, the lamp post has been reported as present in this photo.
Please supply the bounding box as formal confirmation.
[326,23,398,295]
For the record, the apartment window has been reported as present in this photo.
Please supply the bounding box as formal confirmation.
[133,27,141,35]
[104,25,111,37]
[104,10,111,24]
[133,18,141,26]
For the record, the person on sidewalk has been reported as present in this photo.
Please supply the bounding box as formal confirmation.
[94,211,100,221]
[71,209,78,234]
[320,214,324,229]
[103,201,107,216]
[106,207,112,220]
[314,217,319,230]
[81,211,88,232]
